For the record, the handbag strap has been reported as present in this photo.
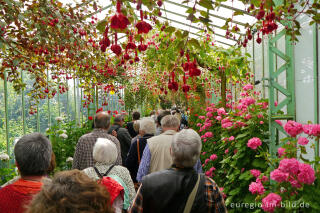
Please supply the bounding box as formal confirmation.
[137,138,141,164]
[183,174,200,213]
[94,165,115,179]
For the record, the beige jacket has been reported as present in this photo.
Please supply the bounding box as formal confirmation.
[147,130,177,173]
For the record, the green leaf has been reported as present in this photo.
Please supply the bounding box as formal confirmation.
[239,170,251,180]
[188,38,200,49]
[252,159,267,169]
[96,20,107,34]
[175,30,182,38]
[229,188,241,195]
[233,11,244,16]
[199,0,213,10]
[164,26,176,33]
[182,31,189,38]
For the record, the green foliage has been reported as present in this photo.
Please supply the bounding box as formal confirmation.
[0,163,17,185]
[47,119,93,171]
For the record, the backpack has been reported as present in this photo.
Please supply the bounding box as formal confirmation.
[94,165,124,205]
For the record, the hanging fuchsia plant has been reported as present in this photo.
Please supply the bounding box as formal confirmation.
[182,74,190,93]
[111,33,122,56]
[168,71,178,91]
[136,10,152,34]
[182,53,201,77]
[99,26,111,52]
[138,37,148,52]
[110,0,130,30]
[126,34,136,50]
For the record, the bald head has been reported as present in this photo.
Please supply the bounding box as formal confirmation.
[94,112,111,129]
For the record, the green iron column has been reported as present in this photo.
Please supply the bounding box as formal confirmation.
[21,70,26,135]
[47,69,51,128]
[313,23,319,158]
[4,70,9,155]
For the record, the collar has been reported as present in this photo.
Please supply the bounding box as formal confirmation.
[161,130,177,135]
[171,164,194,171]
[92,128,108,133]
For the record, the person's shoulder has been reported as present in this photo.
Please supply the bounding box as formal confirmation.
[78,131,94,140]
[114,165,130,174]
[142,169,172,181]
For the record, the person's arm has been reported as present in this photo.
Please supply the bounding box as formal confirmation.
[129,184,144,213]
[206,177,227,213]
[125,141,138,180]
[136,145,151,182]
[194,159,203,173]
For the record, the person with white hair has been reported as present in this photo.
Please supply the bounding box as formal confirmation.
[130,129,227,213]
[136,115,202,182]
[125,118,156,183]
[83,138,136,211]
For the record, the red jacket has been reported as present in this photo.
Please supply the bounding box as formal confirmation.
[0,179,43,213]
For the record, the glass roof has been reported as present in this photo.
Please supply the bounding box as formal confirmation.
[61,0,257,49]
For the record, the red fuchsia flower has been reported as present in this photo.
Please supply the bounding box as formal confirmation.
[250,169,261,178]
[88,116,93,120]
[111,33,122,56]
[284,121,303,137]
[249,181,265,195]
[279,158,299,175]
[247,137,262,150]
[136,10,152,34]
[262,193,282,212]
[270,169,289,183]
[110,0,130,30]
[210,154,217,161]
[297,162,316,184]
[298,137,309,145]
[243,83,253,91]
[275,120,282,126]
[277,147,285,157]
[96,107,103,113]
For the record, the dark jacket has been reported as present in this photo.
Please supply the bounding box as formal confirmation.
[140,167,207,213]
[126,121,138,138]
[125,134,154,182]
[108,124,132,163]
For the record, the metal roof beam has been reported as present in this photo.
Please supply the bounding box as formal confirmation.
[164,0,248,26]
[212,1,253,17]
[85,4,112,18]
[73,0,95,9]
[158,7,245,36]
[188,31,233,47]
[159,16,238,42]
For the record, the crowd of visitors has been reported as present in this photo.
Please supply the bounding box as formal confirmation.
[0,107,227,213]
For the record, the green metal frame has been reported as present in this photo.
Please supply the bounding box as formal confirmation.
[314,23,319,158]
[4,70,9,155]
[268,29,295,158]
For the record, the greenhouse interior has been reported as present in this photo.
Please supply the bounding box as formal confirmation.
[1,0,320,212]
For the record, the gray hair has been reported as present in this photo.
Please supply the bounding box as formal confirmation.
[171,129,202,168]
[14,133,52,176]
[93,138,117,164]
[161,115,180,128]
[139,118,156,135]
[94,112,111,129]
[114,115,124,124]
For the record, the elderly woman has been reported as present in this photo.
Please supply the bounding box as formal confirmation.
[125,118,155,183]
[83,138,135,210]
[27,170,113,213]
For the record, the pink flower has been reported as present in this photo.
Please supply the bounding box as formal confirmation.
[206,107,214,112]
[196,123,202,127]
[221,122,233,128]
[209,167,216,173]
[229,136,235,141]
[224,149,229,154]
[243,83,253,91]
[275,120,282,126]
[198,116,205,120]
[284,121,303,137]
[262,193,282,212]
[298,137,309,145]
[247,137,262,150]
[215,116,222,121]
[303,124,320,137]
[217,108,226,115]
[249,181,265,195]
[274,101,278,106]
[244,114,252,120]
[204,132,213,138]
[205,159,210,164]
[205,171,212,177]
[210,154,217,161]
[289,177,302,188]
[260,121,264,124]
[279,158,299,175]
[206,112,213,118]
[257,114,264,118]
[250,169,261,178]
[270,169,289,182]
[261,176,269,182]
[234,149,238,154]
[241,168,245,173]
[240,97,256,106]
[202,152,207,155]
[277,148,285,157]
[297,162,315,184]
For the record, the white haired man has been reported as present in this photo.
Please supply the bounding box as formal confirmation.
[136,115,202,182]
[83,138,136,211]
[129,129,227,213]
[125,118,156,183]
